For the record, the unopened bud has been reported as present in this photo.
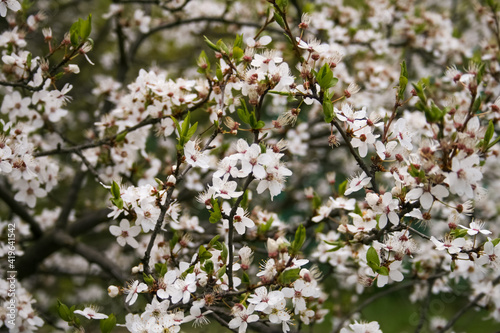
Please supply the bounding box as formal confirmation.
[108,285,119,297]
[166,175,176,186]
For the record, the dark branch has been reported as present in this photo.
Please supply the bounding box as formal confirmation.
[0,182,43,239]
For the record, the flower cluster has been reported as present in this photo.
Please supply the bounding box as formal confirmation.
[1,1,500,333]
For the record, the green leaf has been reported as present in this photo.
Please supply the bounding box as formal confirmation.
[259,216,274,233]
[242,271,250,284]
[169,231,179,250]
[234,34,244,49]
[316,63,338,90]
[217,264,227,279]
[217,39,230,55]
[273,11,286,29]
[276,0,289,11]
[204,36,219,52]
[484,120,494,145]
[487,136,500,150]
[69,14,92,47]
[110,181,121,199]
[208,235,220,248]
[366,246,380,269]
[110,197,123,210]
[450,229,468,238]
[186,122,198,141]
[472,95,482,113]
[57,300,72,322]
[181,112,191,137]
[171,116,181,135]
[209,198,222,224]
[142,273,155,286]
[197,50,210,73]
[324,240,345,252]
[279,268,300,285]
[198,245,212,263]
[322,98,334,123]
[155,263,168,277]
[398,60,408,100]
[291,224,306,254]
[376,266,389,276]
[233,46,244,61]
[100,314,116,333]
[338,180,347,197]
[221,241,228,263]
[249,112,258,129]
[115,131,127,142]
[476,62,486,84]
[26,52,32,69]
[69,20,80,47]
[491,238,500,246]
[255,120,266,129]
[237,107,250,124]
[412,81,427,104]
[204,260,214,274]
[240,191,249,210]
[312,193,322,210]
[216,67,223,81]
[79,14,92,40]
[268,90,292,96]
[213,241,223,251]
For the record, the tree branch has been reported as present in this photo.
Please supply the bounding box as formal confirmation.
[437,274,500,333]
[55,170,85,229]
[130,17,281,61]
[141,127,220,274]
[0,181,43,239]
[53,231,126,281]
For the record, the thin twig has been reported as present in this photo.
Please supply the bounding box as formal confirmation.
[226,175,254,290]
[437,274,500,333]
[35,82,212,157]
[142,128,220,274]
[331,119,378,192]
[55,170,85,229]
[130,17,280,61]
[415,277,436,333]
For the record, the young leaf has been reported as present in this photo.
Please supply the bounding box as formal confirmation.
[208,235,220,248]
[484,120,494,146]
[273,11,286,29]
[291,224,306,254]
[278,267,300,285]
[204,36,219,52]
[316,63,337,90]
[100,314,116,333]
[366,246,380,270]
[338,180,347,197]
[115,131,127,142]
[242,271,250,284]
[110,197,123,210]
[323,98,334,123]
[155,263,168,277]
[398,60,408,100]
[233,46,244,61]
[221,241,228,262]
[203,260,214,274]
[79,14,92,40]
[57,300,72,322]
[376,266,389,276]
[234,34,244,49]
[186,122,198,141]
[209,198,222,224]
[217,264,227,279]
[110,181,121,199]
